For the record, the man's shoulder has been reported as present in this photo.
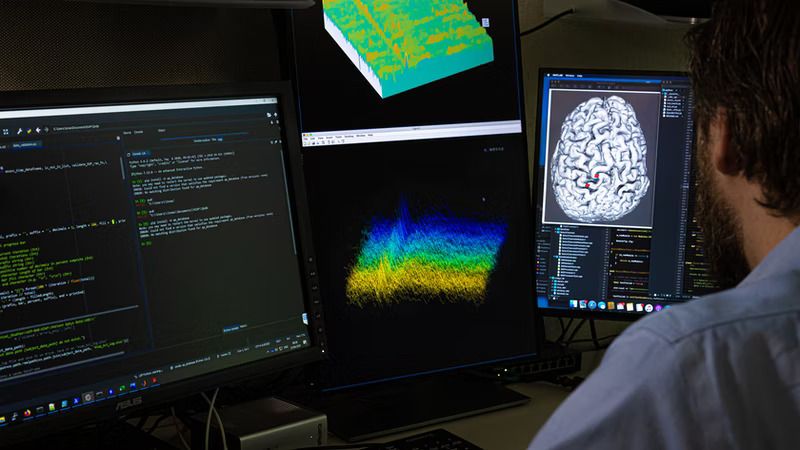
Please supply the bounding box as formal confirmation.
[531,271,800,450]
[629,270,800,346]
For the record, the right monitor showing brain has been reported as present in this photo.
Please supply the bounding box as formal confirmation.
[543,89,660,229]
[534,70,721,318]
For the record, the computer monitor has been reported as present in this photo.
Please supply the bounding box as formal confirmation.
[292,0,524,146]
[0,83,325,445]
[533,68,721,319]
[289,1,536,439]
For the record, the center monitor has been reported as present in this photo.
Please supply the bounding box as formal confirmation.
[290,0,536,390]
[289,1,536,439]
[533,69,721,319]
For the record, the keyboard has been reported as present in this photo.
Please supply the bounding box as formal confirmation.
[378,428,483,450]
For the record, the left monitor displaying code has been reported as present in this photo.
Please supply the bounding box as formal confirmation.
[0,95,312,430]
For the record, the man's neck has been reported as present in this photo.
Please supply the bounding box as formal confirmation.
[735,186,798,269]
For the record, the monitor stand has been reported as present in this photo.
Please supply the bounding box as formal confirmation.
[305,373,529,442]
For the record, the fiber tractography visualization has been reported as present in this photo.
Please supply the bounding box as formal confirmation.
[323,0,495,98]
[346,202,506,306]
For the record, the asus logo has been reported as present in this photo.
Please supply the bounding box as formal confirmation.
[115,396,143,411]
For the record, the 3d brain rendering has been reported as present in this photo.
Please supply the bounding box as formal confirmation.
[550,96,650,223]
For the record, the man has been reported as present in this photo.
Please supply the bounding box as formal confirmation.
[530,1,800,448]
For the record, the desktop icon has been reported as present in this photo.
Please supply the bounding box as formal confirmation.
[10,412,19,422]
[35,406,44,415]
[579,300,587,309]
[0,416,6,424]
[48,403,56,412]
[636,304,644,312]
[617,302,625,311]
[72,397,81,406]
[607,301,615,310]
[569,300,578,309]
[60,400,69,409]
[645,304,654,313]
[23,409,32,418]
[626,303,634,312]
[82,392,94,403]
[588,301,597,310]
[655,305,664,312]
[95,390,105,400]
[598,302,606,310]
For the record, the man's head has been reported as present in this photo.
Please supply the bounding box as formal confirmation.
[686,0,800,288]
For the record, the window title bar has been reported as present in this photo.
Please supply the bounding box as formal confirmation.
[0,98,278,120]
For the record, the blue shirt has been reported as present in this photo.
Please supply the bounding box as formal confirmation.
[530,227,800,450]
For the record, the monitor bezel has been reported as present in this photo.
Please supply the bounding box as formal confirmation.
[0,81,327,445]
[532,67,693,322]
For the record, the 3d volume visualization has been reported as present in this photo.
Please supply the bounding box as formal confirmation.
[323,0,495,98]
[346,202,507,307]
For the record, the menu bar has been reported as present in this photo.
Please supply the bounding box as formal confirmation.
[302,120,522,148]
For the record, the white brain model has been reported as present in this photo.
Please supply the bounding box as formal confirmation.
[550,96,650,223]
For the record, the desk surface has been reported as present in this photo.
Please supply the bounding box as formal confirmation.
[150,353,601,449]
[149,381,571,449]
[328,382,572,449]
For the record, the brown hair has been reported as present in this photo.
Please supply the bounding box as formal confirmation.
[686,0,800,218]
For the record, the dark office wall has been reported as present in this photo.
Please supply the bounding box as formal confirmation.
[0,0,285,91]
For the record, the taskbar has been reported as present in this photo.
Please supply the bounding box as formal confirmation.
[537,296,692,315]
[0,330,310,430]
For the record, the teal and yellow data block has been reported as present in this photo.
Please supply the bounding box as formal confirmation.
[346,202,507,307]
[323,0,495,98]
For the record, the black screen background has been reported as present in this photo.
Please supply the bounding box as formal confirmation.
[303,136,536,388]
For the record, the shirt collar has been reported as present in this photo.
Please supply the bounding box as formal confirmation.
[740,225,800,287]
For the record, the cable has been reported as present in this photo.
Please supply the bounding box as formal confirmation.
[144,414,170,434]
[295,445,384,450]
[568,334,619,345]
[564,318,586,345]
[171,407,191,450]
[201,391,229,450]
[204,388,224,450]
[520,8,575,38]
[544,375,586,391]
[555,317,574,343]
[135,414,148,431]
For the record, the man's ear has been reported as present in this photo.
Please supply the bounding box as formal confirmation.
[708,108,740,176]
